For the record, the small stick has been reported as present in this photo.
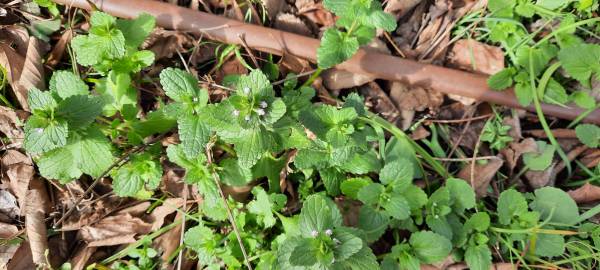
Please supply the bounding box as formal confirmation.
[383,31,405,58]
[205,139,253,270]
[238,34,260,69]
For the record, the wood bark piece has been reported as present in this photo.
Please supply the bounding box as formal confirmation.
[52,0,600,124]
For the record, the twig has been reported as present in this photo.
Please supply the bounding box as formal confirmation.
[426,113,492,124]
[176,187,188,270]
[53,133,169,228]
[238,34,260,69]
[470,115,493,192]
[205,139,253,270]
[383,31,405,58]
[271,69,318,86]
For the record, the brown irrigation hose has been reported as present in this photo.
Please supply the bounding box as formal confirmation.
[53,0,600,125]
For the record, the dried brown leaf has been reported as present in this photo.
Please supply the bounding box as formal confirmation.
[384,0,421,18]
[155,212,183,268]
[524,162,556,188]
[25,179,49,266]
[0,106,24,146]
[389,82,444,112]
[69,245,97,270]
[5,241,35,270]
[2,150,34,216]
[0,222,17,239]
[79,213,152,247]
[359,82,400,124]
[457,157,504,197]
[0,38,45,111]
[47,29,73,67]
[0,190,18,219]
[568,183,600,203]
[446,39,504,75]
[274,13,312,36]
[501,138,537,171]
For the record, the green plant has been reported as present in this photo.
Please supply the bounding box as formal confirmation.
[575,124,600,147]
[480,116,513,151]
[317,0,397,68]
[24,10,600,270]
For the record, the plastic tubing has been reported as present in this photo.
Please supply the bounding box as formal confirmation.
[53,0,600,124]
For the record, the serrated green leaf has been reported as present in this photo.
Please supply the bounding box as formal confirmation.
[57,95,104,129]
[464,212,490,232]
[558,44,600,88]
[523,141,555,170]
[24,115,68,154]
[516,44,557,76]
[446,178,476,213]
[341,177,372,200]
[320,167,345,196]
[379,158,413,186]
[332,227,363,261]
[160,68,201,102]
[49,70,88,99]
[116,13,155,48]
[290,238,321,266]
[382,195,410,220]
[409,231,452,263]
[498,189,528,225]
[299,195,340,236]
[28,88,57,112]
[218,158,252,187]
[178,114,210,159]
[487,67,515,90]
[69,125,114,178]
[247,186,278,228]
[571,91,596,109]
[37,146,82,182]
[575,124,600,148]
[112,152,162,197]
[317,28,359,68]
[357,183,384,205]
[184,225,220,265]
[465,245,492,270]
[530,187,579,225]
[358,205,389,242]
[534,233,565,257]
[362,6,396,32]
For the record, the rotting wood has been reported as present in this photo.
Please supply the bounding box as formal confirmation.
[52,0,600,124]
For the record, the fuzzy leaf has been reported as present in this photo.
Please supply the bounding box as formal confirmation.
[317,28,359,68]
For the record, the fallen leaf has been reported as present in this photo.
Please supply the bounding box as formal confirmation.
[2,150,34,216]
[524,162,556,189]
[457,157,504,197]
[155,212,183,268]
[47,29,73,67]
[0,222,18,238]
[261,0,286,20]
[500,138,537,171]
[0,243,19,268]
[0,37,46,111]
[5,241,35,270]
[0,106,24,146]
[296,0,336,27]
[143,29,194,61]
[384,0,421,18]
[389,82,444,112]
[25,179,50,266]
[274,13,313,36]
[79,213,152,247]
[0,190,19,219]
[359,82,401,125]
[0,25,29,55]
[446,39,504,75]
[568,183,600,204]
[69,245,97,270]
